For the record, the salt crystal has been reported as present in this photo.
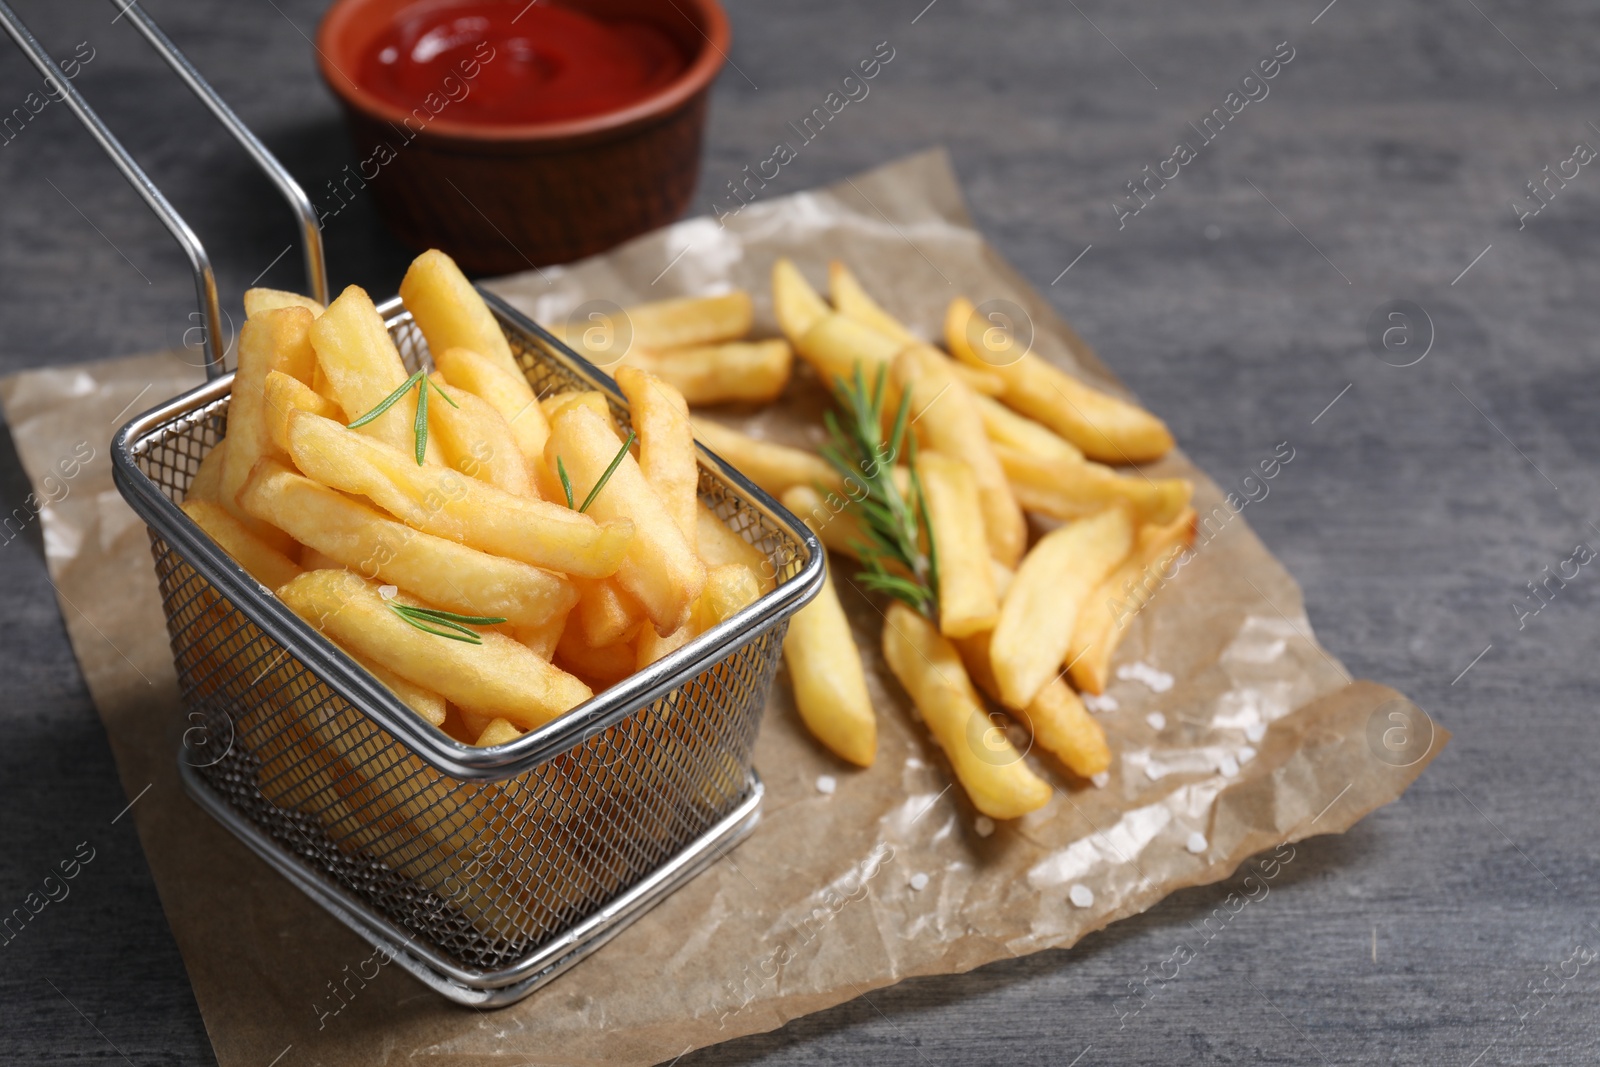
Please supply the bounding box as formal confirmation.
[815,775,836,795]
[909,872,929,891]
[1090,771,1110,789]
[378,584,398,600]
[1145,711,1166,731]
[1117,661,1174,693]
[1083,693,1119,713]
[1245,722,1266,743]
[974,816,995,838]
[1219,754,1240,778]
[1185,831,1207,854]
[1238,746,1257,765]
[1069,884,1095,908]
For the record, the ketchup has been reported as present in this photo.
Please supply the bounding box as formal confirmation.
[358,1,688,126]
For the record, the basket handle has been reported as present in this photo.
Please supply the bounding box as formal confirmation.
[0,1,327,379]
[111,0,328,309]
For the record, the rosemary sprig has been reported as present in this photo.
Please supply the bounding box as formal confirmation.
[554,430,637,513]
[346,369,458,465]
[821,364,939,618]
[389,603,506,644]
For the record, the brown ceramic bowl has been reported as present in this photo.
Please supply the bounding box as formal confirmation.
[316,0,728,273]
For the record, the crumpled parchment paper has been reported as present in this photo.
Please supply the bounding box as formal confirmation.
[0,148,1442,1067]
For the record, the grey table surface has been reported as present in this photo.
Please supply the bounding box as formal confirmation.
[0,0,1595,1063]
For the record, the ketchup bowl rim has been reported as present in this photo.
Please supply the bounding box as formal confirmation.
[316,0,730,143]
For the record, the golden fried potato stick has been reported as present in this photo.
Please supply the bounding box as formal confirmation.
[917,452,1000,638]
[243,287,324,318]
[474,718,524,746]
[956,631,1110,779]
[772,257,831,344]
[990,505,1135,708]
[689,416,843,499]
[616,365,698,546]
[882,602,1051,819]
[795,312,903,386]
[187,442,225,504]
[945,296,1174,464]
[540,390,615,428]
[994,443,1192,526]
[570,577,646,647]
[693,501,778,599]
[220,307,315,554]
[432,345,546,466]
[425,373,534,496]
[299,546,342,571]
[620,340,792,406]
[974,392,1083,465]
[554,622,636,687]
[893,344,1027,566]
[691,562,763,632]
[311,284,442,463]
[515,608,569,660]
[341,646,446,726]
[829,260,919,345]
[780,485,868,563]
[399,248,523,381]
[783,539,876,767]
[180,499,302,591]
[1069,508,1197,694]
[263,370,341,454]
[279,570,592,729]
[241,459,577,627]
[286,410,633,577]
[545,404,706,634]
[624,290,754,350]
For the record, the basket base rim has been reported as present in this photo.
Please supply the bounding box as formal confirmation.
[177,756,764,1007]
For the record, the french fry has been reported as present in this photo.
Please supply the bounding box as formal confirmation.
[571,577,646,647]
[974,392,1082,465]
[691,562,763,632]
[554,623,636,687]
[795,312,903,385]
[635,623,691,669]
[995,443,1192,525]
[244,287,324,319]
[689,416,842,499]
[263,369,342,454]
[540,390,614,427]
[695,501,775,592]
[917,453,1000,638]
[432,346,546,466]
[772,258,831,344]
[310,284,442,463]
[616,365,697,546]
[1069,508,1197,694]
[989,505,1135,708]
[545,404,706,634]
[946,296,1174,464]
[949,361,1006,397]
[425,373,534,496]
[286,410,633,578]
[515,610,569,660]
[342,646,446,726]
[620,340,792,406]
[779,485,867,563]
[181,499,302,591]
[956,631,1110,778]
[882,602,1051,819]
[300,546,342,571]
[187,442,225,504]
[398,248,523,381]
[829,260,918,345]
[893,344,1027,566]
[220,307,313,555]
[624,291,753,350]
[241,460,577,627]
[475,718,524,747]
[279,570,592,729]
[783,534,876,767]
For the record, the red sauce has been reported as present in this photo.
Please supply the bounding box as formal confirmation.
[358,1,688,126]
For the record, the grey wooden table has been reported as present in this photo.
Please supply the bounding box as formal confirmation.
[1,0,1594,1063]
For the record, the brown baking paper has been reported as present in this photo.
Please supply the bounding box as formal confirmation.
[0,149,1443,1067]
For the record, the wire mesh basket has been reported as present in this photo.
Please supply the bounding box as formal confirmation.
[111,291,824,1005]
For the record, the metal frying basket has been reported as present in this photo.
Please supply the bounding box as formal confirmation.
[10,2,823,1006]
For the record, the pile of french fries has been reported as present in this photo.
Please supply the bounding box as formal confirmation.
[579,259,1198,822]
[182,249,776,752]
